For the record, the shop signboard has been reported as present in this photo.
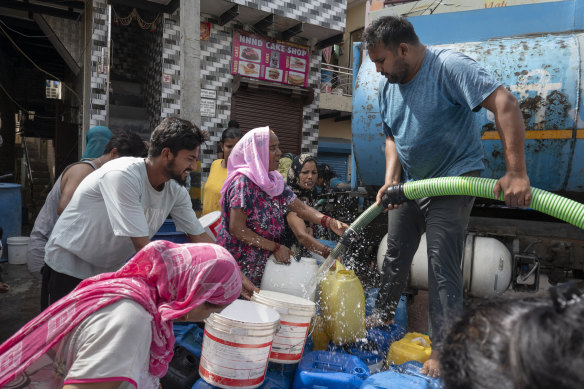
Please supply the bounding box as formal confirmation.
[232,30,310,88]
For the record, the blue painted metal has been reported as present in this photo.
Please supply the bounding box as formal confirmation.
[0,183,22,259]
[410,0,584,45]
[352,27,584,194]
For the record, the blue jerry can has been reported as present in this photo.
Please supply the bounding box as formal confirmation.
[292,351,370,389]
[359,361,442,389]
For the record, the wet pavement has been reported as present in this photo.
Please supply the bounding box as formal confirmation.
[0,261,41,343]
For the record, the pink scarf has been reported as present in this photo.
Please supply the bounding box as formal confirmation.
[220,126,285,205]
[0,241,242,384]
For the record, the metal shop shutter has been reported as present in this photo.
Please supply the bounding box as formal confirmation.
[317,153,349,183]
[231,88,303,155]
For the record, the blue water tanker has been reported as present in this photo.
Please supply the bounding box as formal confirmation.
[353,4,584,194]
[350,0,584,290]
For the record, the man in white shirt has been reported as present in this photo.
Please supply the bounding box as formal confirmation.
[42,118,220,308]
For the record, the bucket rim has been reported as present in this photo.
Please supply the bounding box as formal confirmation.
[253,290,315,308]
[207,313,280,330]
[211,300,280,325]
[7,236,30,244]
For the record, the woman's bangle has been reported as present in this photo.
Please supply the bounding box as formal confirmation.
[320,215,332,228]
[272,242,281,253]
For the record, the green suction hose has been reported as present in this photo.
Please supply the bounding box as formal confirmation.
[320,176,584,273]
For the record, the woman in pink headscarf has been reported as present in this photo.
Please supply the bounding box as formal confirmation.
[0,241,241,388]
[216,126,348,286]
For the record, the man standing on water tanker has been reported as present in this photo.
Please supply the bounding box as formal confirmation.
[362,16,531,377]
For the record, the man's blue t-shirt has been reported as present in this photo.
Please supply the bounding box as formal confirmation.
[378,47,500,181]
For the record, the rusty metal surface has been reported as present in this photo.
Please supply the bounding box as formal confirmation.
[352,33,583,193]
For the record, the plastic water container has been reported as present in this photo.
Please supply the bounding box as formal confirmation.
[251,290,316,364]
[193,365,294,389]
[199,211,221,241]
[175,322,205,357]
[292,351,370,389]
[386,333,432,366]
[261,256,319,301]
[328,342,384,374]
[310,315,331,351]
[360,361,442,389]
[159,219,177,232]
[367,325,406,357]
[200,300,280,388]
[266,362,297,388]
[152,231,190,244]
[161,344,201,389]
[7,236,29,265]
[365,291,408,331]
[319,269,366,344]
[0,183,22,259]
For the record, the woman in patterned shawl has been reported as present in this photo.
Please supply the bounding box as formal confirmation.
[216,127,348,286]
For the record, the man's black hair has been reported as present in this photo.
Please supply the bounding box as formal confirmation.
[148,117,208,158]
[362,16,420,51]
[103,130,147,157]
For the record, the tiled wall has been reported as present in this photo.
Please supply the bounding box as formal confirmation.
[109,8,162,134]
[301,52,322,155]
[89,0,109,128]
[232,0,346,31]
[198,19,323,180]
[199,20,236,174]
[145,24,163,131]
[161,10,181,119]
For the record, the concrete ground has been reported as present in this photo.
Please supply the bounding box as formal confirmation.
[0,261,41,343]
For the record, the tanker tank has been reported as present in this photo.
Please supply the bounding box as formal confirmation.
[349,0,584,290]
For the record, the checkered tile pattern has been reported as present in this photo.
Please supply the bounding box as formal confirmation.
[199,19,237,178]
[145,24,163,131]
[233,0,346,31]
[89,0,109,128]
[301,51,321,156]
[161,10,181,119]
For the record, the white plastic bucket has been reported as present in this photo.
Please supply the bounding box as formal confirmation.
[7,236,29,265]
[199,211,221,241]
[260,256,318,301]
[200,299,280,389]
[251,290,316,364]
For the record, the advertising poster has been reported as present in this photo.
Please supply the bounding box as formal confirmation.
[232,30,310,88]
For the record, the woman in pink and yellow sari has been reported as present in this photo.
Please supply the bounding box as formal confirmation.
[0,241,241,388]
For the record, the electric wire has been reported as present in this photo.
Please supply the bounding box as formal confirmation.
[0,17,57,39]
[0,80,56,120]
[0,22,81,103]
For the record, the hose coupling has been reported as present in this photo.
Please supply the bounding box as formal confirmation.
[339,228,359,248]
[382,184,407,207]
